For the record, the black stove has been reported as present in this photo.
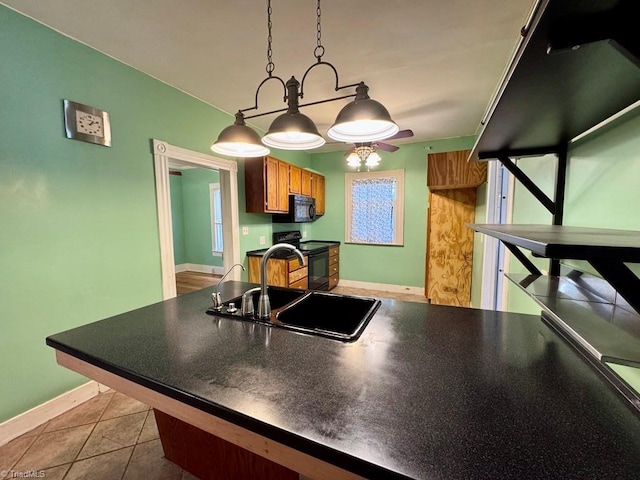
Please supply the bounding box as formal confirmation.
[273,231,333,290]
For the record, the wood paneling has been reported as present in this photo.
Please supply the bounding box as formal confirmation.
[427,150,487,190]
[155,409,298,480]
[426,189,476,307]
[248,257,262,284]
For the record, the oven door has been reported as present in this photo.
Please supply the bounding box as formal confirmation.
[307,249,329,291]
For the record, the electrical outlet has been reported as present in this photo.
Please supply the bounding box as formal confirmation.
[242,226,249,236]
[302,231,308,238]
[259,236,266,245]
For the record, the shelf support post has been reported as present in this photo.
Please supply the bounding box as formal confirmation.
[550,144,568,275]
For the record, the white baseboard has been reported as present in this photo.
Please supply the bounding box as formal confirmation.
[175,263,224,275]
[0,381,106,446]
[338,279,424,296]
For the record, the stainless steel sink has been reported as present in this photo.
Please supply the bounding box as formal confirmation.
[206,288,380,342]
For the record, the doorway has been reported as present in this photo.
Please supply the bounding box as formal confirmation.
[152,140,241,300]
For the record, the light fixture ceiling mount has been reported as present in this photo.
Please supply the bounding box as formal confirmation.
[211,0,398,157]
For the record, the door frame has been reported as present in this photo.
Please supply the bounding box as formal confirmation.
[152,139,241,300]
[479,161,514,310]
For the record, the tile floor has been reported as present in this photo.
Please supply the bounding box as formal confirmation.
[0,391,197,480]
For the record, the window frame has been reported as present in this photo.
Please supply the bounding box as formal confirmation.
[344,169,405,246]
[210,182,223,256]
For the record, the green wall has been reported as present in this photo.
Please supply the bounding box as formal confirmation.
[310,136,476,287]
[0,6,309,422]
[170,174,187,265]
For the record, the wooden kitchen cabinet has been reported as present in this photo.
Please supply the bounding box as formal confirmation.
[244,156,289,213]
[427,150,487,190]
[289,165,301,194]
[301,169,312,196]
[328,245,339,290]
[248,256,308,290]
[312,173,325,216]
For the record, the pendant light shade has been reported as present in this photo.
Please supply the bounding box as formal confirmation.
[211,112,270,158]
[262,76,326,150]
[328,83,399,143]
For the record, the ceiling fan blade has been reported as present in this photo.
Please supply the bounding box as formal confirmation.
[375,142,400,153]
[385,129,414,141]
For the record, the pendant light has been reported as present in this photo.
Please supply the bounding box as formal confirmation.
[211,0,399,156]
[262,77,325,150]
[212,112,269,157]
[328,83,399,142]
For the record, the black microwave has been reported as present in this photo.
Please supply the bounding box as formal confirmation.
[272,195,316,223]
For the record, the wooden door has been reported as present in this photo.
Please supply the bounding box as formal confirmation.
[289,165,301,194]
[265,157,279,212]
[301,170,312,196]
[312,174,325,215]
[426,188,476,307]
[277,161,289,212]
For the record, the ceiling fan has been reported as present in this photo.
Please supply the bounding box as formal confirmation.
[343,129,414,169]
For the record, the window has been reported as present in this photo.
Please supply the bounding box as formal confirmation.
[345,169,404,245]
[210,183,223,255]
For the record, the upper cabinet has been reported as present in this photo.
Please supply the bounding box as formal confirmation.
[245,156,288,214]
[245,157,325,215]
[470,0,640,162]
[312,173,325,215]
[427,150,486,190]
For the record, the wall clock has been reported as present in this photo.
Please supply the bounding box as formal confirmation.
[63,100,112,147]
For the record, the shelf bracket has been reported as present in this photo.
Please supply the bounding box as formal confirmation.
[497,156,555,214]
[588,259,640,316]
[503,242,542,276]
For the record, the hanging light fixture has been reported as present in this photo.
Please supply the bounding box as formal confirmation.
[211,0,398,157]
[346,144,382,171]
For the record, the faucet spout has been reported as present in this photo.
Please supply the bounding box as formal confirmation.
[211,263,245,310]
[258,243,305,319]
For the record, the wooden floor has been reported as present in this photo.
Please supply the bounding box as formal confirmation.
[176,271,221,296]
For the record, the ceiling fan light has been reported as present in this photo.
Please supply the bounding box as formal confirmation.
[262,111,326,150]
[365,151,381,167]
[328,95,399,143]
[346,152,361,167]
[212,112,270,157]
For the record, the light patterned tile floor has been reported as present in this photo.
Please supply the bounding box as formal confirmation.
[0,286,424,479]
[0,391,195,480]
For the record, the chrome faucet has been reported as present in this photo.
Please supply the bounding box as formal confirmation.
[256,243,305,319]
[211,263,245,310]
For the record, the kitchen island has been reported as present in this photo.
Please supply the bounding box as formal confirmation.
[46,281,640,479]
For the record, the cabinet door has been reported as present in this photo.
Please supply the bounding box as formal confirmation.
[301,170,312,196]
[312,174,325,215]
[277,161,289,212]
[265,157,279,212]
[289,165,301,194]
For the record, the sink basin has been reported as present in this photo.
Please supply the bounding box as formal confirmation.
[276,292,380,342]
[206,288,380,342]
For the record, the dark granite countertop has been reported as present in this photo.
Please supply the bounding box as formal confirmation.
[247,240,340,257]
[46,281,640,479]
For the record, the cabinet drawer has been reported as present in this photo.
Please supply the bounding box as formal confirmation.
[288,257,305,271]
[328,254,339,267]
[288,266,308,285]
[289,277,308,290]
[329,246,339,258]
[329,264,339,277]
[328,273,339,290]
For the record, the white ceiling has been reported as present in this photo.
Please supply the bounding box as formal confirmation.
[3,0,534,151]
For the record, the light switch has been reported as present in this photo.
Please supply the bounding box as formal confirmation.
[302,231,308,238]
[259,236,266,245]
[242,226,249,236]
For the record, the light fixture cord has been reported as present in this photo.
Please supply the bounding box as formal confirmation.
[266,0,275,76]
[314,0,325,62]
